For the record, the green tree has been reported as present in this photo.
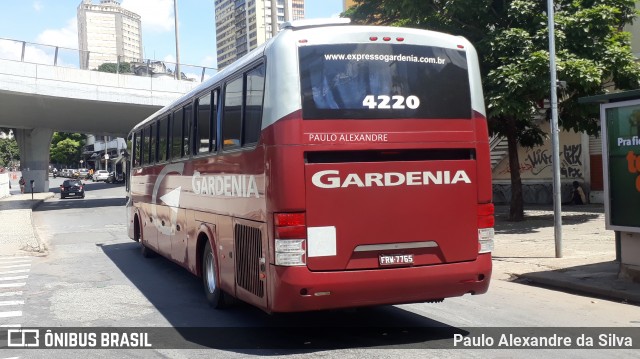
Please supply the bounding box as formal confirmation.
[346,0,640,220]
[0,137,19,168]
[96,62,131,74]
[50,132,86,167]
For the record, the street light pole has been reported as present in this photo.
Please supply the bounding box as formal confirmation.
[173,0,181,80]
[547,0,563,258]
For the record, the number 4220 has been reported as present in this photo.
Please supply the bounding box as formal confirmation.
[362,95,420,109]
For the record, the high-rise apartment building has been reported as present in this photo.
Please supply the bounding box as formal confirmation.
[343,0,356,11]
[77,0,143,70]
[215,0,304,70]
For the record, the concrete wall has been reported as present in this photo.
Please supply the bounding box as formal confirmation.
[492,128,590,204]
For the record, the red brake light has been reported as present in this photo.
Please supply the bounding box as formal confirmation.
[478,203,494,216]
[396,37,404,42]
[275,213,305,227]
[477,203,495,228]
[369,36,378,41]
[383,37,391,41]
[275,212,306,239]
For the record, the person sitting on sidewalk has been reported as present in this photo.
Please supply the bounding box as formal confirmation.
[19,176,26,194]
[569,180,586,205]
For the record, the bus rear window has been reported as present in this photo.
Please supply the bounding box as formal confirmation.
[299,43,471,120]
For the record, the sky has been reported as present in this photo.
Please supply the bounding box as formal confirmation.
[0,0,344,71]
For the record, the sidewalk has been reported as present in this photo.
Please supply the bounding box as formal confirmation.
[0,191,54,255]
[0,192,638,304]
[493,204,640,304]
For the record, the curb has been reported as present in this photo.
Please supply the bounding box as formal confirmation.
[518,272,640,305]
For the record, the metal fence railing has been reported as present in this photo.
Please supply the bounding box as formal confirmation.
[0,37,217,83]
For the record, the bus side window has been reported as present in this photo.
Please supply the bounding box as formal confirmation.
[172,109,183,159]
[243,64,265,146]
[142,126,150,166]
[223,77,242,150]
[197,92,212,154]
[133,131,140,168]
[158,116,168,162]
[212,89,218,152]
[183,104,193,157]
[149,122,156,164]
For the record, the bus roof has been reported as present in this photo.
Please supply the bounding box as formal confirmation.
[130,23,483,134]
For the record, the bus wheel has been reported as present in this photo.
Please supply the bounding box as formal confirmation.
[203,241,225,309]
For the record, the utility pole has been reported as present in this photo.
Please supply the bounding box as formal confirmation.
[547,0,563,258]
[174,0,181,80]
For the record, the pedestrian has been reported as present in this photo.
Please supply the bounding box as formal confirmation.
[19,176,25,194]
[570,180,586,205]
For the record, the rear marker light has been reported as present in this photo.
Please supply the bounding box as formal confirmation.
[299,39,308,44]
[457,44,465,49]
[383,37,391,41]
[369,36,378,41]
[396,37,404,42]
[478,204,494,253]
[275,212,307,266]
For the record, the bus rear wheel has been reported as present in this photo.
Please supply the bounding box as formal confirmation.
[203,241,225,309]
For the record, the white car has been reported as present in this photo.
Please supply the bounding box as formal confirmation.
[93,170,110,182]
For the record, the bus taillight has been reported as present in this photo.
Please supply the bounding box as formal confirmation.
[477,203,495,254]
[274,213,307,266]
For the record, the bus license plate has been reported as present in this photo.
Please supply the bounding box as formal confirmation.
[379,254,413,266]
[68,192,75,195]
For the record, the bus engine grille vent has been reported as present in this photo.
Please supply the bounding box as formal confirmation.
[234,224,264,298]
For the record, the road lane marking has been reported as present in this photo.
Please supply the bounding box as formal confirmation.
[0,276,29,281]
[0,291,22,297]
[0,269,30,275]
[0,324,22,328]
[0,311,22,318]
[0,283,26,288]
[0,260,32,265]
[0,300,24,306]
[0,264,31,269]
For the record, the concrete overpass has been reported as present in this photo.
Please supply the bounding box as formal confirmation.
[0,58,200,192]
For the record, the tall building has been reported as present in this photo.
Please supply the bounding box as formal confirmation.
[77,0,143,70]
[215,0,304,70]
[343,0,356,11]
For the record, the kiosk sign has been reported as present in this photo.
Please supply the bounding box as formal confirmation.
[603,100,640,232]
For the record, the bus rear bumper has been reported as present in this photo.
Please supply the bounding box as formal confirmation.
[268,253,492,313]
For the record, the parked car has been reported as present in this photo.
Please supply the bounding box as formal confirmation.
[92,170,110,182]
[78,168,90,179]
[106,171,124,184]
[60,179,85,199]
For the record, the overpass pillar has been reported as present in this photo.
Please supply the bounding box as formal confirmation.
[14,128,53,193]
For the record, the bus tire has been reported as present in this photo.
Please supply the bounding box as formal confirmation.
[202,240,225,309]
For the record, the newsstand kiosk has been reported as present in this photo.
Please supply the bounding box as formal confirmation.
[582,90,640,282]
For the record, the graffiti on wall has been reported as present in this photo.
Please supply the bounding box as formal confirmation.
[493,130,585,181]
[498,144,583,178]
[560,144,583,178]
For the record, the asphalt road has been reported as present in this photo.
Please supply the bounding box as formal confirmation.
[2,176,638,358]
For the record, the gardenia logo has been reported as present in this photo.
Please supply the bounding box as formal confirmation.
[311,170,472,188]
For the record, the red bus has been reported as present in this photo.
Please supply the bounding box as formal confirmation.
[126,19,494,313]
